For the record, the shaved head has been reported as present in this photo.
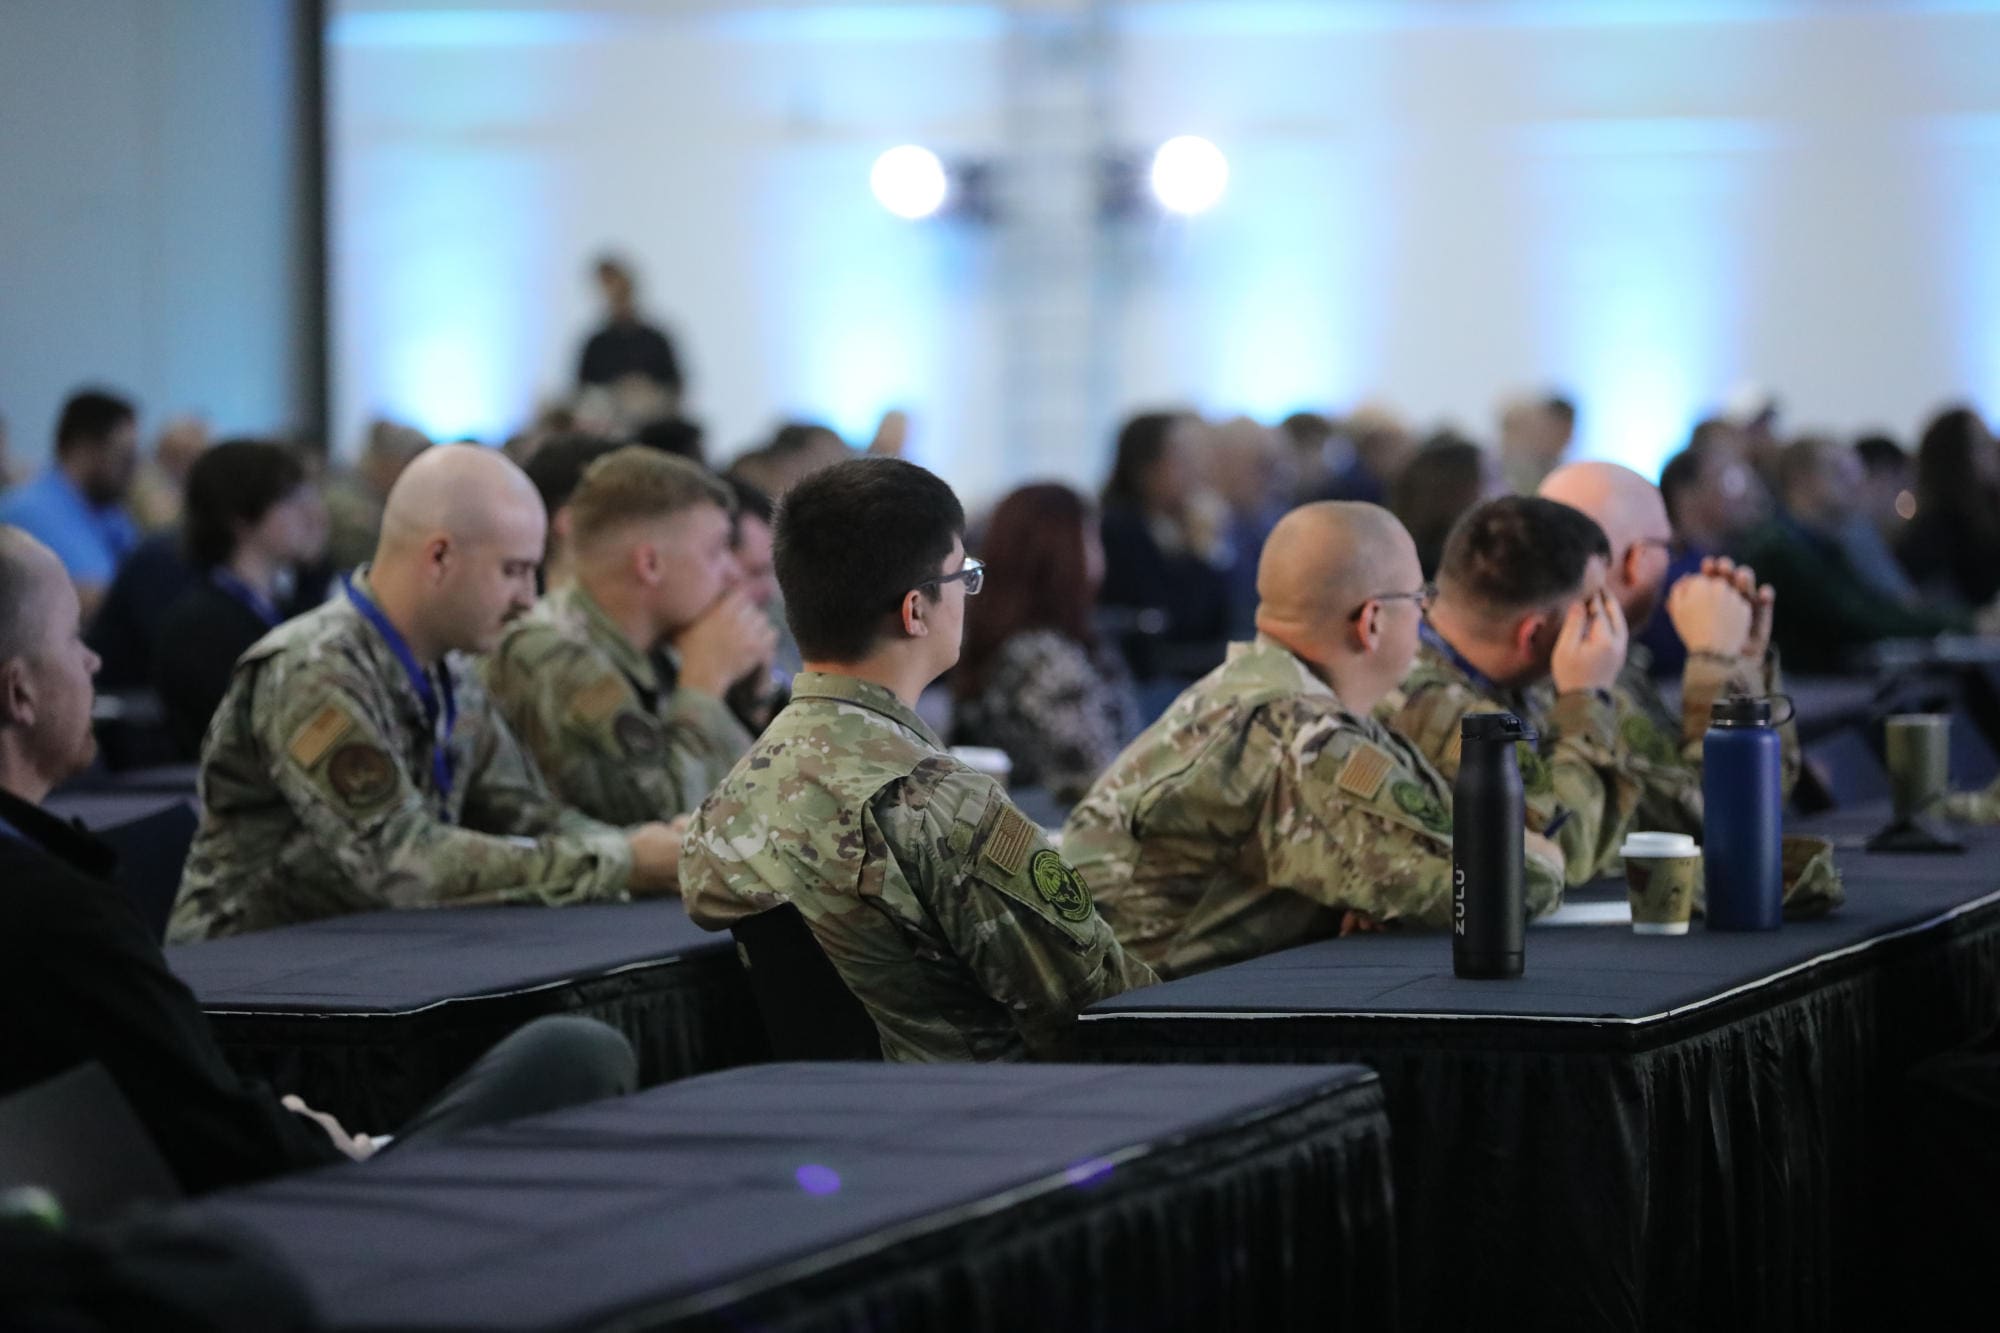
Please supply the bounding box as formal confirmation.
[1538,461,1668,554]
[378,443,545,559]
[1539,461,1674,626]
[367,445,549,658]
[0,527,63,663]
[1253,503,1424,709]
[1257,502,1414,633]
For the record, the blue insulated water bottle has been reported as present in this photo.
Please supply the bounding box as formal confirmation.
[1702,696,1785,930]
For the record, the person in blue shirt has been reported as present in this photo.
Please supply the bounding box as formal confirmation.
[0,389,140,620]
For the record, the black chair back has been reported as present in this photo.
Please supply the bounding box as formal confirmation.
[0,1064,181,1224]
[729,904,882,1061]
[99,800,200,944]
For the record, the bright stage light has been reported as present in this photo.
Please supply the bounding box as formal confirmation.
[870,145,950,220]
[1149,136,1229,215]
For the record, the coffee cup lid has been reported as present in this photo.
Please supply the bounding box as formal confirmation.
[1620,831,1698,858]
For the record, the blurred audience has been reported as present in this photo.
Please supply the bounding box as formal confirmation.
[578,254,684,403]
[1498,392,1576,494]
[1736,436,1968,671]
[1829,432,1923,607]
[323,420,429,574]
[1315,404,1415,506]
[1279,410,1342,501]
[0,414,15,491]
[1640,426,1770,675]
[1099,411,1232,681]
[154,442,328,758]
[634,414,707,466]
[1898,406,2000,612]
[129,415,211,533]
[1390,432,1505,579]
[0,389,140,620]
[954,483,1140,801]
[1207,416,1297,638]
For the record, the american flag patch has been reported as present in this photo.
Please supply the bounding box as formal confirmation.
[982,804,1037,877]
[1336,743,1394,801]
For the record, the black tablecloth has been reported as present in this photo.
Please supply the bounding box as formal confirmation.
[168,903,767,1128]
[1077,812,2000,1331]
[180,1062,1394,1333]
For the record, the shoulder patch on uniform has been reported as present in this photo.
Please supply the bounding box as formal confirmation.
[288,705,354,770]
[1336,742,1394,801]
[1029,848,1094,923]
[982,804,1037,877]
[326,742,398,808]
[613,709,663,759]
[1391,779,1450,834]
[572,674,628,724]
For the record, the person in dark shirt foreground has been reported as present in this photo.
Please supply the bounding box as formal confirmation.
[0,524,637,1197]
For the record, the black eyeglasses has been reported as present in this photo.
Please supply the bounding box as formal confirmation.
[917,556,986,597]
[1346,581,1436,622]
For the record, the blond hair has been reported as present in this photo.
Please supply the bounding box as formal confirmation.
[567,446,733,551]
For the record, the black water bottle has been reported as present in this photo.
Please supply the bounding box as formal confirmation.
[1454,712,1532,979]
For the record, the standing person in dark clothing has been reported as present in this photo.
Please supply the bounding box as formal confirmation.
[0,525,638,1197]
[152,442,328,758]
[577,255,685,401]
[1899,406,2000,613]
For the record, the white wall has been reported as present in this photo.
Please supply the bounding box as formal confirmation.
[0,0,312,472]
[329,0,2000,497]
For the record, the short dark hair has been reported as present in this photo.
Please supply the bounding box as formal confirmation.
[775,458,965,662]
[1543,394,1577,428]
[523,433,622,517]
[55,389,136,456]
[1390,436,1492,580]
[1854,433,1906,476]
[1438,495,1610,616]
[634,415,706,466]
[183,440,308,569]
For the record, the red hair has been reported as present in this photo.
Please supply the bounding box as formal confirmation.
[955,483,1097,698]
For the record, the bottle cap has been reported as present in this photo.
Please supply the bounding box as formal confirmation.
[1460,711,1534,742]
[1710,696,1771,728]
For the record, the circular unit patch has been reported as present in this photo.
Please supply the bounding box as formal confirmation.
[327,743,397,808]
[1029,849,1094,923]
[613,710,663,759]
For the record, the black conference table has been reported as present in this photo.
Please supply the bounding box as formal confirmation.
[179,1062,1394,1333]
[1075,809,2000,1332]
[167,902,768,1129]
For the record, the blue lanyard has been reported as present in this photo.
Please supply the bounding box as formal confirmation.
[1420,621,1509,702]
[341,576,457,812]
[210,569,282,629]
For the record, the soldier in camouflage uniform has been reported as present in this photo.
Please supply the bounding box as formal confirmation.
[172,446,685,940]
[1538,462,1801,836]
[682,458,1154,1061]
[1065,504,1566,980]
[1379,495,1642,885]
[485,449,769,827]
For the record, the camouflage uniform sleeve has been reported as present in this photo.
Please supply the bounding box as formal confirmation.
[1262,719,1458,927]
[1265,721,1566,929]
[679,791,786,930]
[251,658,632,909]
[893,762,1156,1057]
[1385,682,1568,850]
[1613,666,1705,841]
[1539,689,1644,885]
[660,686,756,807]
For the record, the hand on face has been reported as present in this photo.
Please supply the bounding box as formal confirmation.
[1668,559,1761,658]
[674,589,778,698]
[1550,588,1628,695]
